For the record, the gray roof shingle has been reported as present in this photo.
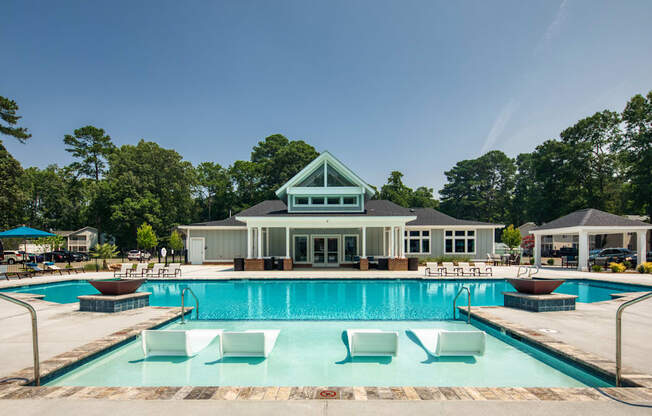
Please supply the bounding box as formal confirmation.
[533,208,651,231]
[406,207,500,227]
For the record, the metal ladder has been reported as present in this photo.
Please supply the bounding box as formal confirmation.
[453,286,471,323]
[616,291,652,386]
[180,287,199,324]
[517,265,540,278]
[0,293,40,385]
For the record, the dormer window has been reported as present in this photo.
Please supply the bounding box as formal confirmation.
[326,163,355,186]
[298,168,325,187]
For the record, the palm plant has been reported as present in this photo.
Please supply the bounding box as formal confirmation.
[91,243,119,270]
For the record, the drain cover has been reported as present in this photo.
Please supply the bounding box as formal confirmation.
[319,390,338,398]
[538,328,559,333]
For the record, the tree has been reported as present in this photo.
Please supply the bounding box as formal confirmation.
[617,90,652,220]
[63,126,115,181]
[410,186,439,209]
[439,151,516,223]
[501,225,521,253]
[136,223,158,253]
[380,171,412,207]
[169,230,184,252]
[229,160,263,211]
[0,142,26,229]
[35,235,65,252]
[0,96,31,142]
[90,243,119,270]
[103,140,196,248]
[196,162,232,221]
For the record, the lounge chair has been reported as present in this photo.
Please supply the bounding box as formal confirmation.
[455,262,476,276]
[161,263,182,277]
[219,329,280,358]
[346,329,399,357]
[25,262,46,276]
[144,263,165,277]
[44,262,65,275]
[424,262,443,277]
[486,253,502,265]
[471,262,492,276]
[141,329,222,357]
[440,262,459,277]
[114,263,131,278]
[0,265,10,280]
[129,263,148,277]
[410,329,485,357]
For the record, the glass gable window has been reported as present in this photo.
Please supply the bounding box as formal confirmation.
[444,230,476,254]
[298,168,325,187]
[403,229,431,254]
[326,163,355,187]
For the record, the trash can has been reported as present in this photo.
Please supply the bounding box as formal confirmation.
[377,258,388,270]
[264,257,274,270]
[234,258,245,271]
[408,257,419,271]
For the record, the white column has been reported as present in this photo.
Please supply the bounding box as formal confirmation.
[286,227,290,258]
[246,227,252,258]
[534,234,541,267]
[578,230,589,271]
[400,225,406,258]
[257,226,263,259]
[623,233,628,249]
[361,226,367,258]
[389,226,395,257]
[637,231,647,267]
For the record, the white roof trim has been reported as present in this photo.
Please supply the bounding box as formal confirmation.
[236,215,416,228]
[275,151,375,199]
[407,225,503,230]
[530,225,652,235]
[177,225,247,231]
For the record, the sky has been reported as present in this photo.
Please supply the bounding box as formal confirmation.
[3,0,652,193]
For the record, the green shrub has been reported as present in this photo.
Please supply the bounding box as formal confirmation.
[529,258,534,265]
[623,260,632,269]
[591,264,602,272]
[638,262,652,273]
[148,262,155,268]
[84,263,98,272]
[609,262,626,273]
[546,258,554,265]
[418,255,471,265]
[65,264,72,269]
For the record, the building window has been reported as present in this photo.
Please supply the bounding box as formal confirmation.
[343,235,358,262]
[295,197,309,205]
[294,235,308,262]
[444,230,476,254]
[311,197,325,205]
[403,229,431,254]
[342,196,357,205]
[327,197,340,205]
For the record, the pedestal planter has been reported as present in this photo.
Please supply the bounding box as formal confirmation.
[90,279,145,296]
[507,278,565,295]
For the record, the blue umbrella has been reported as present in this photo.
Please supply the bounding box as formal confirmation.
[0,226,56,265]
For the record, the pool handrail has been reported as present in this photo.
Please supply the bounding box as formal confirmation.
[453,286,471,323]
[180,287,199,324]
[616,291,652,386]
[0,293,40,385]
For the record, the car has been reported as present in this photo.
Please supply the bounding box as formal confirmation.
[2,250,26,264]
[588,249,602,261]
[71,251,89,261]
[43,251,66,262]
[18,251,44,263]
[626,251,652,266]
[53,250,84,262]
[127,250,151,260]
[593,248,634,266]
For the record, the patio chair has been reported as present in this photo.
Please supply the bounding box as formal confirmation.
[144,263,165,277]
[440,262,459,277]
[219,329,281,358]
[0,265,10,280]
[346,329,399,357]
[455,262,476,277]
[141,329,222,357]
[114,263,131,278]
[471,262,492,276]
[44,262,65,275]
[25,262,46,276]
[424,262,443,277]
[410,329,485,357]
[161,263,182,278]
[486,253,502,265]
[129,263,148,277]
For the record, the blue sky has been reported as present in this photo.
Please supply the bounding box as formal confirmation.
[3,0,652,192]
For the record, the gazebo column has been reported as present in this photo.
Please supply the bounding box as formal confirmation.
[246,226,252,258]
[637,231,647,267]
[578,230,589,271]
[533,234,541,267]
[284,227,293,271]
[359,225,368,271]
[257,226,263,259]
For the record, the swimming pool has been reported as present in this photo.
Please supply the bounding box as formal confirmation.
[3,278,649,320]
[45,319,612,388]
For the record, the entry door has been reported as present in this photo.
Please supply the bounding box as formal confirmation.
[313,236,339,267]
[189,237,204,265]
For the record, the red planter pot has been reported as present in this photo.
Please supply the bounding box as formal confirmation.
[90,279,146,296]
[507,278,565,295]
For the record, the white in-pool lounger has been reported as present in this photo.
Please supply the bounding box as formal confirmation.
[346,329,399,357]
[219,330,280,358]
[410,329,485,357]
[141,329,222,357]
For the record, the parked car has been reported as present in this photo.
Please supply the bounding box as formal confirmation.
[71,251,89,261]
[627,251,652,266]
[592,248,634,266]
[588,249,602,261]
[2,250,26,264]
[127,250,151,260]
[43,251,66,262]
[19,251,44,262]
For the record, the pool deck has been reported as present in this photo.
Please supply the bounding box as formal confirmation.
[1,265,652,414]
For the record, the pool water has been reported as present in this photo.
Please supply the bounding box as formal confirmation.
[45,320,612,387]
[3,279,648,320]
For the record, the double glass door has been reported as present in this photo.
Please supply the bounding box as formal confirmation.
[313,236,339,266]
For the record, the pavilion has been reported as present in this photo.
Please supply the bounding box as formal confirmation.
[530,208,651,271]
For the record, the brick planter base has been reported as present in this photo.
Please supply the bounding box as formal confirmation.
[78,292,151,313]
[388,258,408,271]
[503,291,577,312]
[282,258,293,271]
[359,258,369,271]
[244,258,264,271]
